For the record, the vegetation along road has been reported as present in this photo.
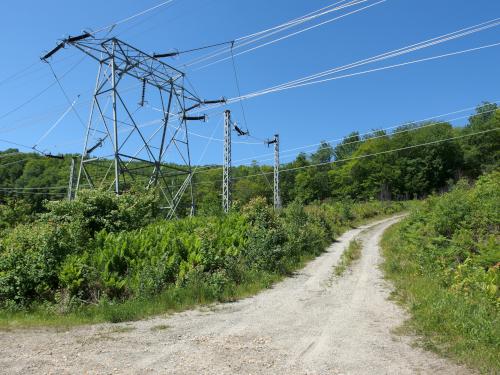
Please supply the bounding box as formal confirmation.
[0,216,471,375]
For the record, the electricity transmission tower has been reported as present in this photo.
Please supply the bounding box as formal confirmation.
[42,33,224,218]
[223,110,231,213]
[267,134,281,210]
[67,157,76,201]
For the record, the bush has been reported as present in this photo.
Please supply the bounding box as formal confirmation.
[0,222,72,305]
[0,191,406,311]
[0,199,34,234]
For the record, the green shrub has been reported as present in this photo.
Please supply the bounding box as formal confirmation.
[0,190,406,314]
[0,199,34,233]
[241,198,288,272]
[0,222,72,305]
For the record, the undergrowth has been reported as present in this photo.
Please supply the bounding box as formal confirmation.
[381,171,499,373]
[0,193,406,328]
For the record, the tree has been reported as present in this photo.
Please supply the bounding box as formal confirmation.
[310,141,334,165]
[460,103,500,178]
[333,132,362,161]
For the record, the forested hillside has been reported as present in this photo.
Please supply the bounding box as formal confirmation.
[1,102,498,214]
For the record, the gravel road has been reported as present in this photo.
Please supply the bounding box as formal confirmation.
[0,216,472,375]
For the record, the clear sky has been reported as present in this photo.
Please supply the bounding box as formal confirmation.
[0,0,499,166]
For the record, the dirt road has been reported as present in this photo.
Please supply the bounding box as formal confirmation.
[0,217,471,374]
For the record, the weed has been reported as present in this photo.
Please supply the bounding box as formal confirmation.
[335,239,362,276]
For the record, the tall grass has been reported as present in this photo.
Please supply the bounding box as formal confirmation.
[334,239,362,276]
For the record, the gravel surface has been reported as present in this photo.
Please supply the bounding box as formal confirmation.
[0,216,472,375]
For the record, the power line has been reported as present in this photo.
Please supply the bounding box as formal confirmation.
[179,21,500,130]
[195,0,387,70]
[219,18,500,103]
[0,1,177,94]
[33,97,79,149]
[238,18,500,95]
[0,57,85,121]
[192,22,500,117]
[236,106,500,164]
[1,3,496,197]
[0,61,39,86]
[0,186,67,191]
[2,102,497,176]
[189,102,500,172]
[183,127,499,188]
[0,138,34,151]
[155,41,234,59]
[278,127,500,175]
[228,41,500,104]
[47,62,87,130]
[114,0,181,38]
[0,159,30,169]
[4,127,497,196]
[0,53,83,92]
[0,80,145,133]
[90,0,176,35]
[235,0,352,42]
[184,0,371,68]
[230,44,250,134]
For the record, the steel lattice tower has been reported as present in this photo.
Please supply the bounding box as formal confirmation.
[42,34,224,218]
[273,134,281,210]
[266,134,281,210]
[222,110,231,213]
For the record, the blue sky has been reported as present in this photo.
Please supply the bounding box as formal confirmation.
[0,0,499,166]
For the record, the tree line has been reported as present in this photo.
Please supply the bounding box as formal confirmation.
[0,102,498,214]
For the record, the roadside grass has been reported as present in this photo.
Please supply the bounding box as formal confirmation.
[0,251,321,330]
[0,269,281,329]
[381,223,500,373]
[334,239,362,276]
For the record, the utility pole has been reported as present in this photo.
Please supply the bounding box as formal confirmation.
[223,110,231,213]
[67,157,76,201]
[273,134,281,210]
[267,134,281,210]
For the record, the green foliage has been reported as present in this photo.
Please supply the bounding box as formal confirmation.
[333,132,361,161]
[43,189,159,234]
[0,100,496,327]
[241,197,287,272]
[461,103,500,177]
[0,189,161,306]
[328,122,464,200]
[1,102,498,211]
[0,190,405,319]
[0,150,69,209]
[382,171,500,372]
[0,198,33,233]
[0,222,72,306]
